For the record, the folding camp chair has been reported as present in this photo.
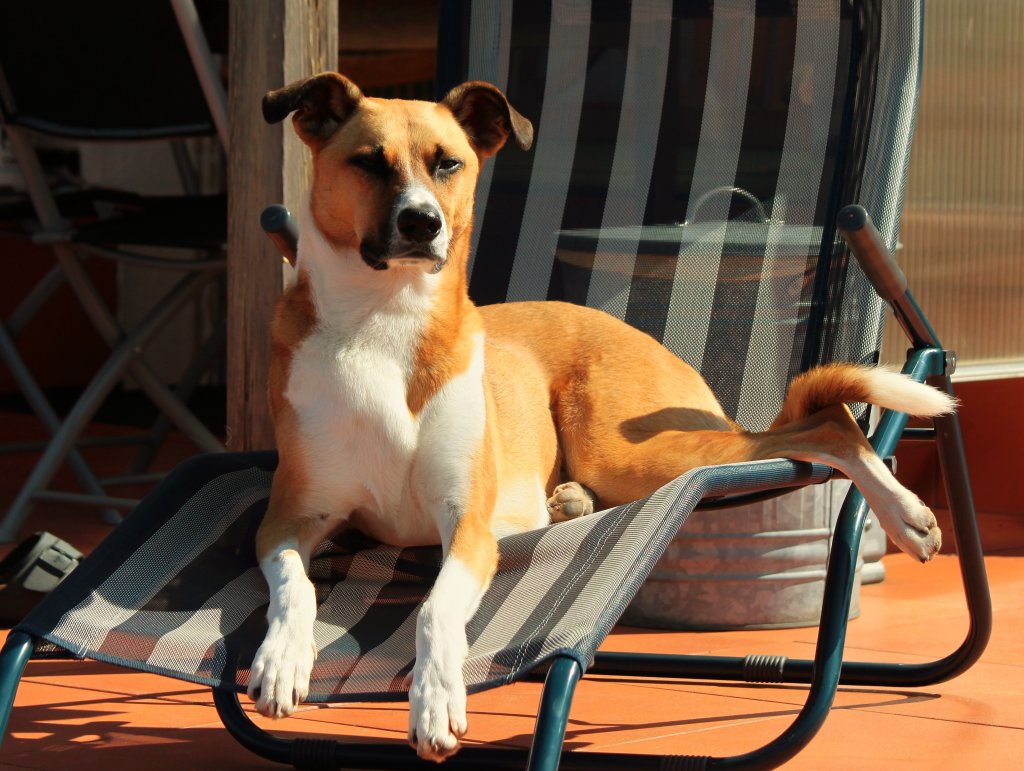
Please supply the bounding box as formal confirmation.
[0,1,991,768]
[0,0,228,541]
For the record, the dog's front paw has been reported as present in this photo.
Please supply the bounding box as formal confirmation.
[407,659,467,762]
[247,626,316,718]
[547,482,596,522]
[877,493,942,563]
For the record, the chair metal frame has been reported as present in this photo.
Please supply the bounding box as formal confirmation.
[0,0,228,541]
[0,239,991,767]
[0,0,993,766]
[0,204,965,771]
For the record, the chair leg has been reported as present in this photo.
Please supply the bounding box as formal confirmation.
[717,489,870,769]
[929,377,992,672]
[0,631,35,748]
[0,270,218,542]
[526,656,582,771]
[6,262,66,337]
[0,322,118,522]
[212,686,532,769]
[51,245,224,453]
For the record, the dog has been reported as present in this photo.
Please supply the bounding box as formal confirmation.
[248,72,955,762]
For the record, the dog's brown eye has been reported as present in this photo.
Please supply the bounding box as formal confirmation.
[435,157,463,176]
[350,149,389,177]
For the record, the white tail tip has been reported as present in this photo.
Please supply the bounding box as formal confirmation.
[865,367,958,417]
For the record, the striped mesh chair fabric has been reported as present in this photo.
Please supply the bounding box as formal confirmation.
[15,0,922,703]
[20,454,830,700]
[447,0,920,430]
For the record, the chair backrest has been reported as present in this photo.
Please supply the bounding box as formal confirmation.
[438,0,922,431]
[0,0,216,140]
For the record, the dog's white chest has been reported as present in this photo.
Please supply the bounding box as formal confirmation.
[284,307,485,546]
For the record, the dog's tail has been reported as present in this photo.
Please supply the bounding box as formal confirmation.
[771,363,957,429]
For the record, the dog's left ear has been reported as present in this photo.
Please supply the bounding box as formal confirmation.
[441,81,534,158]
[263,72,364,146]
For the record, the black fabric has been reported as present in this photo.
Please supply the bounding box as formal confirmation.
[468,0,553,305]
[0,1,215,139]
[452,0,869,431]
[71,194,227,251]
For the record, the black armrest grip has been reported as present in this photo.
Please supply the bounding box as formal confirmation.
[837,205,908,302]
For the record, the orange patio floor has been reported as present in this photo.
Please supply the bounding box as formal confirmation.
[1,412,1022,769]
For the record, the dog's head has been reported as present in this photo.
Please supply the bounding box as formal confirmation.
[263,73,532,273]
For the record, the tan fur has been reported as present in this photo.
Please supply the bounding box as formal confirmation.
[254,73,952,760]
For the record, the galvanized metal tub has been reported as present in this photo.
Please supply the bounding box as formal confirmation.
[622,479,884,629]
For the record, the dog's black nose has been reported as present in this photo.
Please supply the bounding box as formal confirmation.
[396,205,442,243]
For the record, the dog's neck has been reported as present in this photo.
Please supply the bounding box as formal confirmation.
[295,200,479,345]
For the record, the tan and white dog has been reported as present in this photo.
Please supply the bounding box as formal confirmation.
[248,72,954,762]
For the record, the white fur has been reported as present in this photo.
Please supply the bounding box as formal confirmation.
[286,201,457,545]
[408,556,487,761]
[252,202,494,745]
[410,335,488,547]
[863,367,957,417]
[390,183,450,268]
[247,543,317,717]
[791,435,941,561]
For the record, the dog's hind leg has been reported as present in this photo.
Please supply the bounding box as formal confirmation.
[546,481,598,521]
[575,404,940,562]
[408,510,498,762]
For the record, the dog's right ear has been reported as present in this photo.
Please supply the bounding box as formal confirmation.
[263,72,363,146]
[441,81,533,159]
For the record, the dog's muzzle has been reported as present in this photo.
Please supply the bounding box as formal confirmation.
[379,189,449,273]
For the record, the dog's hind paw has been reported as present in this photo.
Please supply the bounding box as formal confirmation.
[876,493,943,563]
[547,482,597,522]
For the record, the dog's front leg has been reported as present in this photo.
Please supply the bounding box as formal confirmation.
[408,512,498,762]
[247,482,337,719]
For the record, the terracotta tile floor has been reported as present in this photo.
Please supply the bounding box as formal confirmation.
[1,412,1022,769]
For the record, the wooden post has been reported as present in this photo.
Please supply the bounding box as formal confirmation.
[226,0,337,450]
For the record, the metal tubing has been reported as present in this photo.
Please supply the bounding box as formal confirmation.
[52,246,224,452]
[836,205,908,301]
[928,379,992,678]
[169,0,230,150]
[32,491,140,510]
[169,140,200,196]
[838,205,942,349]
[0,322,116,518]
[0,632,35,748]
[211,689,290,764]
[0,270,215,541]
[211,687,532,769]
[7,263,65,336]
[260,204,299,265]
[526,657,582,771]
[5,126,223,454]
[709,490,870,769]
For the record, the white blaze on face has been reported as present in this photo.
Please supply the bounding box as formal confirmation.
[390,183,450,269]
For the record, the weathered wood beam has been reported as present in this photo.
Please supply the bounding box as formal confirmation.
[226,0,337,451]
